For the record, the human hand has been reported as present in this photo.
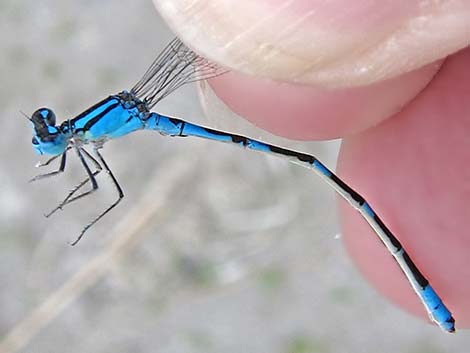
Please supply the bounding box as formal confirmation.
[153,0,470,328]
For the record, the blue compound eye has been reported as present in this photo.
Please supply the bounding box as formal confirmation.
[32,137,39,145]
[33,108,56,126]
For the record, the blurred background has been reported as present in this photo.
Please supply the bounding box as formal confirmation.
[0,1,468,352]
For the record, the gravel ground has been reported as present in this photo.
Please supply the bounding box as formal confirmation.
[0,1,468,352]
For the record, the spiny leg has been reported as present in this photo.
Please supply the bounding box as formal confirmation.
[45,149,103,217]
[70,148,124,246]
[46,146,99,220]
[36,154,61,168]
[29,151,67,182]
[34,147,73,168]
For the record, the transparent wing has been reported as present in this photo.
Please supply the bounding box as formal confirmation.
[130,37,227,109]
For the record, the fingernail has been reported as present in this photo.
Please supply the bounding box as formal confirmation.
[154,0,470,87]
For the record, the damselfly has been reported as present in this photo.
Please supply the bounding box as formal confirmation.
[28,37,455,333]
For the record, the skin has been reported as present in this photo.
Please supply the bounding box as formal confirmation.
[153,0,470,328]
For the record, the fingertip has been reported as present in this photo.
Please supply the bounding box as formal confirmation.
[206,62,441,140]
[337,47,470,327]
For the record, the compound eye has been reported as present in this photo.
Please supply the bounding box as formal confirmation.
[33,108,56,126]
[32,137,39,145]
